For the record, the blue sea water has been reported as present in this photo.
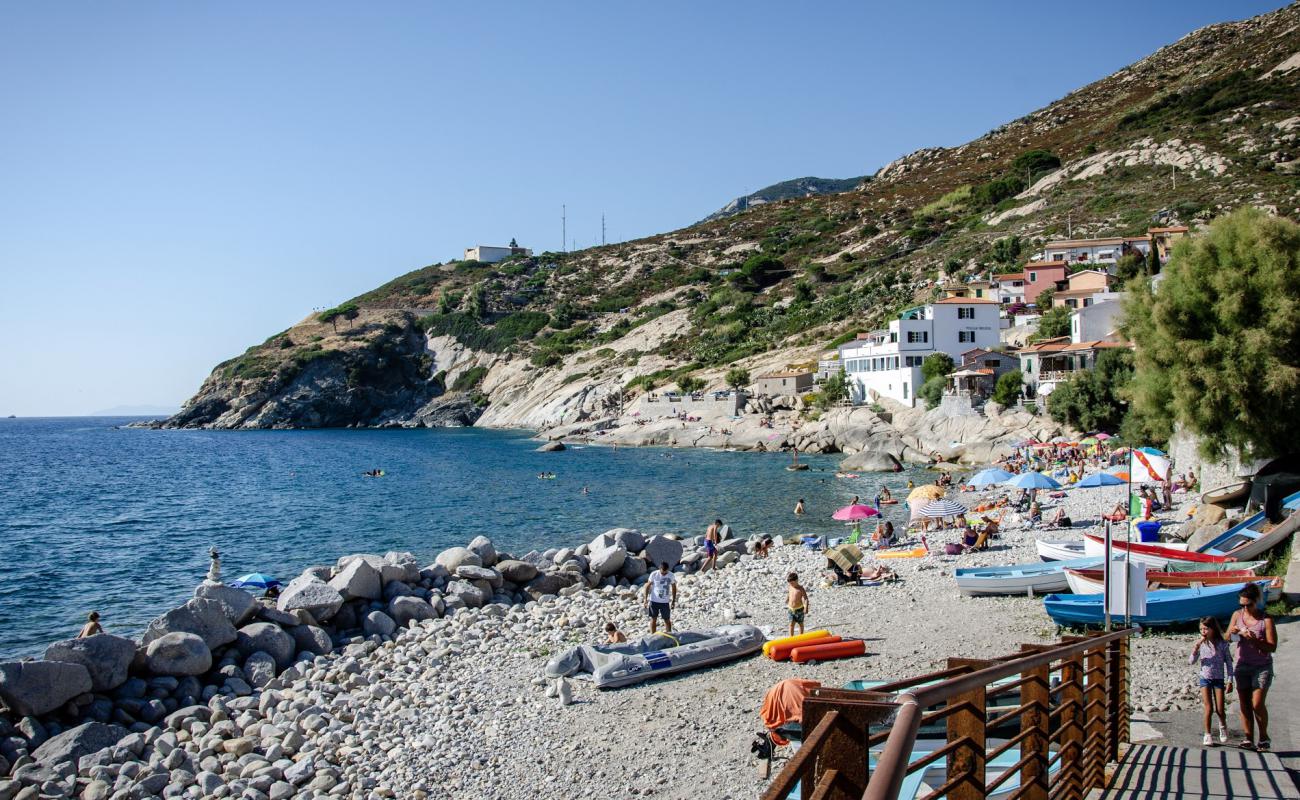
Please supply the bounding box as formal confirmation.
[0,417,923,659]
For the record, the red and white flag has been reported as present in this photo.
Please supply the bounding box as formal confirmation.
[1129,451,1170,484]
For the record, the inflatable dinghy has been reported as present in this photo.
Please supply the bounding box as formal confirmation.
[545,624,764,689]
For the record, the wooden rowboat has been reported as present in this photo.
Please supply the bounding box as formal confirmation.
[1064,568,1275,595]
[1201,481,1251,506]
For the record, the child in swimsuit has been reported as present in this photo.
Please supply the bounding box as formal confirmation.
[786,572,809,636]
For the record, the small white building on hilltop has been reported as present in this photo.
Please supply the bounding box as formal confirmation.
[464,244,533,263]
[837,298,1001,407]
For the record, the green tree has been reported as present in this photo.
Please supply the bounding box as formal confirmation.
[436,291,457,315]
[725,367,751,391]
[793,281,815,304]
[339,302,360,329]
[819,368,848,407]
[1125,207,1300,460]
[1147,243,1160,275]
[677,375,705,394]
[1035,286,1056,308]
[1114,253,1145,283]
[1045,350,1134,433]
[1031,305,1072,341]
[318,307,341,332]
[467,284,487,320]
[919,377,946,409]
[991,236,1022,265]
[992,370,1024,406]
[920,353,955,383]
[1011,149,1061,178]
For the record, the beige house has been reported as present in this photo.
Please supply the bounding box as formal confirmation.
[1052,270,1113,308]
[753,370,814,396]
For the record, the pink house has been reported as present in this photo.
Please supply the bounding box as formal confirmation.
[1023,261,1068,305]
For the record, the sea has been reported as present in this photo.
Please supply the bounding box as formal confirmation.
[0,417,924,659]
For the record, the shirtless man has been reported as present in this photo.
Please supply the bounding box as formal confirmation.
[785,573,810,636]
[704,519,721,571]
[794,498,805,516]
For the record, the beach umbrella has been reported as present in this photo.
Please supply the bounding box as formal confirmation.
[229,573,281,590]
[1103,464,1127,475]
[1049,436,1071,444]
[1095,433,1113,440]
[1137,446,1166,457]
[920,499,968,518]
[825,543,864,571]
[1076,472,1125,488]
[832,504,880,521]
[1008,471,1062,490]
[907,484,946,503]
[1079,437,1099,446]
[970,468,1013,487]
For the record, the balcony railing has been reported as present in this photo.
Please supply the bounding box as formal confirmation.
[1039,370,1077,384]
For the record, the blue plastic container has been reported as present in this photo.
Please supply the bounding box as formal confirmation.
[1135,521,1162,542]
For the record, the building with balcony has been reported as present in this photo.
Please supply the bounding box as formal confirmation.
[1051,270,1113,309]
[992,273,1026,305]
[837,298,1001,407]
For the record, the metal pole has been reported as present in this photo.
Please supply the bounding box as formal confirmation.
[1125,454,1132,627]
[1103,518,1112,632]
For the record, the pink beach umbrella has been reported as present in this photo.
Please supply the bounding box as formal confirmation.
[832,504,880,521]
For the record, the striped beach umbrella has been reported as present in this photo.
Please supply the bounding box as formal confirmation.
[920,499,968,518]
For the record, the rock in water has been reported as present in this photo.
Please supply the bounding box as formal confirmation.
[435,546,482,573]
[535,441,565,452]
[467,535,498,566]
[0,661,92,717]
[44,634,136,693]
[141,598,238,649]
[643,535,684,569]
[328,558,382,601]
[194,583,259,626]
[235,623,295,668]
[144,633,212,677]
[32,722,128,768]
[838,450,903,472]
[276,577,344,621]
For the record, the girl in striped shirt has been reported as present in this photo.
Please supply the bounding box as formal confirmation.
[1188,616,1233,746]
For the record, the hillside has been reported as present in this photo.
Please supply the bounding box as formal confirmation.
[701,175,868,222]
[165,3,1300,433]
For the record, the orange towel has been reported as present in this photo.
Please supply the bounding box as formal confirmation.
[760,678,822,745]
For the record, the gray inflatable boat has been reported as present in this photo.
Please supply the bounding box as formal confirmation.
[545,624,765,689]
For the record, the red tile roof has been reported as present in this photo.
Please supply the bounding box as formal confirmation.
[933,297,999,304]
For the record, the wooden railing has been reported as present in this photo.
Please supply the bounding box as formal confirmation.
[761,629,1133,800]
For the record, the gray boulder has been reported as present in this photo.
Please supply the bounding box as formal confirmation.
[141,598,237,650]
[643,535,684,570]
[524,573,576,599]
[388,596,437,626]
[288,625,332,657]
[235,623,295,669]
[362,611,396,637]
[588,533,618,552]
[589,545,627,577]
[257,606,300,627]
[552,548,574,566]
[535,441,565,452]
[242,652,277,689]
[32,722,127,768]
[0,661,92,717]
[382,580,414,601]
[44,635,136,693]
[143,633,211,677]
[276,577,344,622]
[620,557,648,580]
[383,551,422,583]
[435,547,482,573]
[467,536,498,567]
[496,560,538,584]
[193,583,259,626]
[455,565,502,588]
[610,528,645,553]
[328,559,382,601]
[839,450,903,472]
[718,538,749,557]
[445,580,488,608]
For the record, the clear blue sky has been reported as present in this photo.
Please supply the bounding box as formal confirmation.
[0,1,1282,416]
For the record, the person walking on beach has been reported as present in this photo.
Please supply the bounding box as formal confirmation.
[794,498,805,516]
[1189,616,1233,746]
[786,573,809,636]
[643,563,678,634]
[78,611,103,638]
[1228,583,1276,750]
[704,519,721,571]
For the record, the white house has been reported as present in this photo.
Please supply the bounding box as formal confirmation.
[991,272,1026,305]
[1035,236,1149,268]
[1069,292,1125,343]
[464,244,533,263]
[837,298,1002,407]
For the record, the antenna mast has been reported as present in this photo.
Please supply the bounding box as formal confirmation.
[602,213,606,246]
[562,205,567,253]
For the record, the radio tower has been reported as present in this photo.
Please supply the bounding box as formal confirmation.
[562,205,567,253]
[602,213,606,246]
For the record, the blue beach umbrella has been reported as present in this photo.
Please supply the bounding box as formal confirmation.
[1008,471,1062,490]
[1137,446,1166,457]
[1075,472,1125,488]
[1103,464,1128,475]
[970,468,1014,487]
[229,573,281,590]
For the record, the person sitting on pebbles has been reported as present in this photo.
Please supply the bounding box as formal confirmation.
[605,622,627,644]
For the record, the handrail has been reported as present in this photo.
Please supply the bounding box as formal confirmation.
[763,628,1135,800]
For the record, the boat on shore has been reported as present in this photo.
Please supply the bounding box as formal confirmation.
[1196,491,1300,560]
[1044,580,1271,627]
[1082,533,1230,566]
[955,556,1103,596]
[1201,482,1251,506]
[1063,567,1273,595]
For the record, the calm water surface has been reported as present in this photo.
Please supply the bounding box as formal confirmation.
[0,418,925,658]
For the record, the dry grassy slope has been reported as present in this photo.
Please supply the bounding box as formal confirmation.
[171,4,1300,429]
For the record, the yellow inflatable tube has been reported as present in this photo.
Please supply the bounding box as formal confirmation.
[877,545,928,559]
[762,629,831,657]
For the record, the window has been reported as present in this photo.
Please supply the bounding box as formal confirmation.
[958,307,975,320]
[903,382,909,400]
[975,289,984,298]
[1025,359,1033,373]
[889,331,897,343]
[893,356,900,369]
[1083,298,1092,308]
[958,331,975,343]
[907,331,927,344]
[986,359,1000,368]
[1029,272,1037,282]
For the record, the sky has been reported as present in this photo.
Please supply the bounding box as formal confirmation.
[0,1,1284,416]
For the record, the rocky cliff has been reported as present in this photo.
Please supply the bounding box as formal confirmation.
[166,4,1300,438]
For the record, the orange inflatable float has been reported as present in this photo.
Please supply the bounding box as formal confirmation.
[762,630,831,657]
[768,635,841,662]
[789,639,866,663]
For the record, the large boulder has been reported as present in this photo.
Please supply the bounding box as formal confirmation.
[193,584,260,626]
[143,633,212,677]
[535,441,565,452]
[643,535,684,570]
[467,536,498,567]
[288,625,333,657]
[455,565,503,588]
[620,556,648,580]
[445,580,488,609]
[32,722,127,768]
[435,547,482,573]
[839,450,903,472]
[362,611,397,637]
[141,598,237,650]
[44,635,136,693]
[388,596,438,626]
[524,573,576,599]
[717,538,749,557]
[276,577,344,622]
[0,661,92,717]
[589,545,627,577]
[242,652,277,689]
[610,528,645,553]
[496,560,538,584]
[1187,518,1232,552]
[328,559,382,601]
[382,552,422,583]
[234,623,295,669]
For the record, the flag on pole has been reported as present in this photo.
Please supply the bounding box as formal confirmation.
[1129,450,1170,484]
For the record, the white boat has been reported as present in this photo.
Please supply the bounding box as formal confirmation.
[955,557,1101,596]
[1035,539,1087,562]
[1065,568,1282,601]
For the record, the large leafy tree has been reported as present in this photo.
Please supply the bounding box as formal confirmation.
[1046,350,1134,433]
[1124,207,1300,460]
[1031,305,1072,341]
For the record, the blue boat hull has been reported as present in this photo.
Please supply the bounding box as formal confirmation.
[1044,581,1269,627]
